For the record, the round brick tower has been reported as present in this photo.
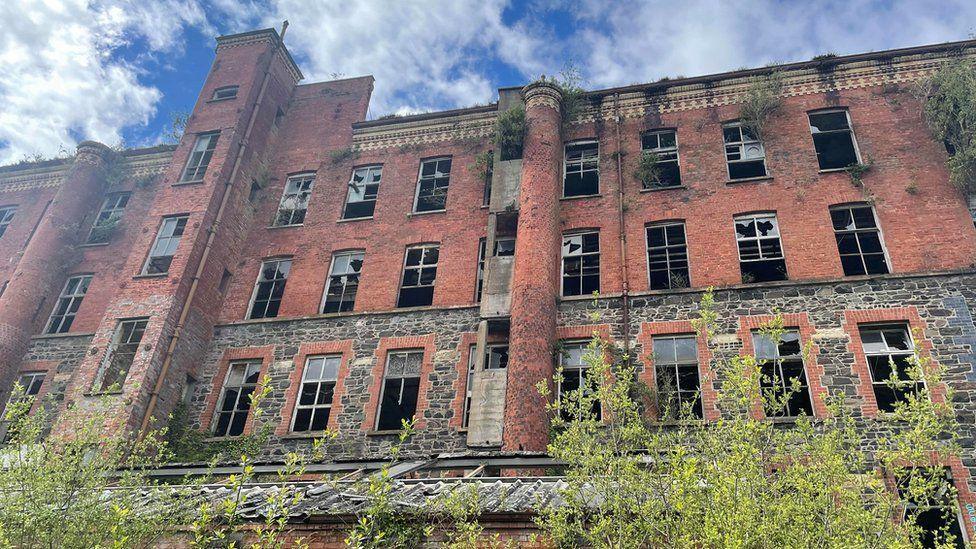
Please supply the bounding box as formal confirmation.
[503,81,563,452]
[0,141,111,388]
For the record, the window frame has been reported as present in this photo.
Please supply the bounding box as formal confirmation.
[652,334,702,419]
[342,165,382,220]
[141,215,189,275]
[321,250,364,314]
[97,317,149,392]
[0,371,47,441]
[211,359,263,438]
[562,140,600,197]
[0,206,16,238]
[722,121,768,180]
[645,221,690,290]
[753,329,814,418]
[859,323,926,413]
[289,354,341,433]
[808,108,862,171]
[412,157,452,213]
[87,192,130,244]
[272,172,315,227]
[247,257,292,320]
[397,243,440,308]
[44,274,93,334]
[640,129,681,188]
[829,204,891,276]
[375,349,425,431]
[475,238,487,303]
[179,132,220,183]
[557,340,601,420]
[211,85,239,101]
[561,230,601,297]
[733,212,788,283]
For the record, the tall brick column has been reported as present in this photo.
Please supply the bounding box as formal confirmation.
[503,82,562,452]
[0,141,111,385]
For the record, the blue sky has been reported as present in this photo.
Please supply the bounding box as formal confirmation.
[1,0,975,164]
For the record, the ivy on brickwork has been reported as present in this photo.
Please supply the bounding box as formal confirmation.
[918,59,976,193]
[739,72,784,142]
[493,105,526,161]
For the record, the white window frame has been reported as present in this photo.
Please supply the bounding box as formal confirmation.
[273,173,315,227]
[375,349,424,430]
[211,85,239,101]
[808,108,862,171]
[97,318,148,391]
[397,243,439,307]
[640,129,680,188]
[859,324,926,412]
[561,231,601,297]
[321,250,364,314]
[722,122,767,180]
[0,206,16,238]
[247,258,292,320]
[179,132,219,183]
[645,221,690,290]
[752,330,814,417]
[829,204,891,276]
[87,192,129,244]
[413,157,452,213]
[44,275,93,334]
[343,165,382,219]
[212,360,263,437]
[563,140,600,197]
[289,354,341,433]
[733,212,787,281]
[142,216,189,275]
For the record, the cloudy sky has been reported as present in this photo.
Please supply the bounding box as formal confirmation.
[1,0,974,165]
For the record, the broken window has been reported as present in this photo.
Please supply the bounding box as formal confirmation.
[734,213,787,283]
[291,354,340,432]
[653,335,702,419]
[809,110,860,170]
[322,251,363,313]
[753,330,813,417]
[563,141,600,197]
[557,341,601,420]
[343,165,381,219]
[414,157,452,212]
[494,237,515,257]
[646,222,690,290]
[397,244,439,307]
[376,350,424,430]
[179,132,219,183]
[87,192,129,244]
[640,129,681,188]
[273,173,314,226]
[562,231,600,297]
[211,85,239,101]
[462,343,508,428]
[482,151,494,206]
[969,196,976,230]
[142,215,188,275]
[98,318,148,391]
[830,205,889,276]
[723,122,767,180]
[859,324,925,413]
[0,206,16,238]
[475,238,487,303]
[0,371,46,442]
[212,360,262,437]
[248,258,291,319]
[44,275,92,334]
[897,468,966,549]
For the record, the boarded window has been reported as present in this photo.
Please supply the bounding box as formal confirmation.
[273,173,315,226]
[809,110,859,170]
[640,130,681,188]
[45,275,92,334]
[653,335,701,419]
[212,360,262,437]
[830,205,889,276]
[563,142,599,197]
[376,350,424,430]
[248,258,291,319]
[723,122,767,180]
[562,232,600,296]
[291,355,340,432]
[343,165,382,219]
[414,158,451,212]
[323,251,363,313]
[734,213,787,283]
[397,244,438,307]
[646,222,690,290]
[754,330,813,417]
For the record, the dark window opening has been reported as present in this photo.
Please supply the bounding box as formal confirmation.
[735,213,787,283]
[398,244,438,307]
[343,165,382,219]
[563,142,599,197]
[558,342,602,421]
[482,151,494,206]
[898,469,966,549]
[212,360,262,437]
[211,85,239,101]
[273,173,314,226]
[87,192,129,244]
[724,123,767,180]
[143,216,188,275]
[860,325,925,413]
[45,275,92,334]
[646,222,689,290]
[562,232,600,296]
[376,350,423,430]
[653,335,702,419]
[248,258,291,319]
[754,331,813,417]
[475,239,487,303]
[830,205,889,276]
[414,158,451,212]
[291,355,339,432]
[0,206,15,238]
[323,251,363,313]
[809,111,859,170]
[98,318,148,391]
[179,132,219,183]
[640,130,681,188]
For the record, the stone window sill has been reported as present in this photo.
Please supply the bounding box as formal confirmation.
[77,241,110,248]
[133,273,169,280]
[818,167,851,174]
[172,179,204,187]
[560,193,602,202]
[640,185,686,193]
[206,97,237,104]
[266,223,303,230]
[726,176,773,185]
[408,209,446,218]
[31,331,96,341]
[337,216,373,223]
[279,432,330,440]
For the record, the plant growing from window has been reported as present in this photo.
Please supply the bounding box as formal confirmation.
[634,150,663,188]
[917,59,976,193]
[739,72,784,142]
[846,159,874,187]
[494,106,526,160]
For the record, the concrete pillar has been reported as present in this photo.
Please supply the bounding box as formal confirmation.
[0,141,111,385]
[503,82,562,452]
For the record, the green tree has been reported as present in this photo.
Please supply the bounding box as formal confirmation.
[537,290,964,549]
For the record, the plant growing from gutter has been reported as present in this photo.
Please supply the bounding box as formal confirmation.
[739,72,784,142]
[917,59,976,193]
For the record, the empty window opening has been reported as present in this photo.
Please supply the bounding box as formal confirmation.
[475,238,487,303]
[142,216,188,275]
[830,205,889,276]
[734,213,787,283]
[809,110,860,170]
[482,151,494,206]
[87,192,130,244]
[45,275,93,334]
[859,324,925,413]
[563,141,600,197]
[723,122,767,180]
[753,330,813,417]
[218,268,232,294]
[414,158,452,213]
[646,222,690,290]
[0,206,16,238]
[212,360,262,437]
[376,350,424,430]
[640,130,681,188]
[248,258,291,319]
[494,237,515,257]
[211,85,239,101]
[98,318,148,391]
[557,341,601,420]
[273,173,315,226]
[562,232,600,297]
[323,251,363,313]
[343,165,382,219]
[653,335,702,419]
[897,468,966,549]
[291,354,340,432]
[462,343,508,429]
[398,244,439,307]
[179,132,219,183]
[0,371,46,441]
